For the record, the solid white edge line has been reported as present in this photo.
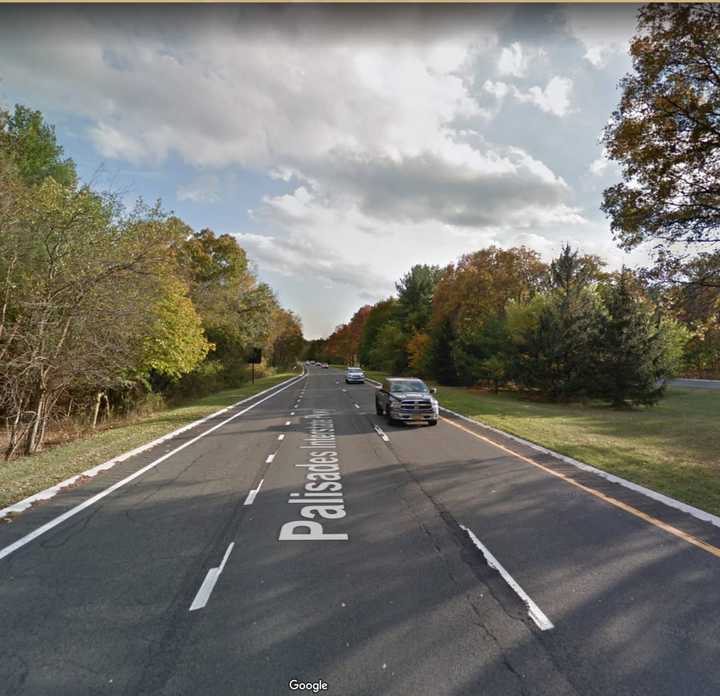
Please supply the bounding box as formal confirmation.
[0,371,306,521]
[189,542,235,611]
[364,377,720,530]
[244,479,264,506]
[0,374,306,562]
[460,524,553,631]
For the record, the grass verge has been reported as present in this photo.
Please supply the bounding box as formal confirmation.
[0,371,299,510]
[354,366,720,516]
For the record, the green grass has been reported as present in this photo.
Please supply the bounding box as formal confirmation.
[0,371,299,510]
[358,367,720,516]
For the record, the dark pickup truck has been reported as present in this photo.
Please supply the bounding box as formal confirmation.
[375,377,439,426]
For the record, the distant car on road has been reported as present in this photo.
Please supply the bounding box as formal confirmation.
[345,366,365,384]
[375,377,438,426]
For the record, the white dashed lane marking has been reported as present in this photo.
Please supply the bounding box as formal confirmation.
[373,425,390,442]
[243,479,264,506]
[189,543,235,612]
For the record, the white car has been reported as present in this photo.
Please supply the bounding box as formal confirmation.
[345,367,365,384]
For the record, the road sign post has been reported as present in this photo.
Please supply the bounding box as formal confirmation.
[248,347,262,384]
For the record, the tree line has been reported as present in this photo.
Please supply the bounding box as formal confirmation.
[0,105,304,458]
[309,246,701,406]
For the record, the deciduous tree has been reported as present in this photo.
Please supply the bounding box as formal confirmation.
[602,4,720,265]
[0,105,77,188]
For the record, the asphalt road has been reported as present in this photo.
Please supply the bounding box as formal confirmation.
[1,366,719,695]
[669,378,720,390]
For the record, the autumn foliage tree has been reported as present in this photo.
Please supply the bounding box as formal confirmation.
[602,4,720,285]
[268,309,304,369]
[428,247,546,386]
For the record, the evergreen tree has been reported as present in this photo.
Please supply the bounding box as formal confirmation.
[396,264,443,333]
[452,316,511,387]
[519,245,604,400]
[368,321,407,374]
[358,298,399,366]
[429,317,458,385]
[597,270,666,407]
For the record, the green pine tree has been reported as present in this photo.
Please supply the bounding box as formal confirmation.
[429,317,459,385]
[517,245,603,400]
[597,270,665,407]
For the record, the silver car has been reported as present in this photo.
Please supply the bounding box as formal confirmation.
[345,367,365,384]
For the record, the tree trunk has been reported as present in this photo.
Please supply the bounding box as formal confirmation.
[101,392,111,423]
[24,388,47,455]
[92,391,103,429]
[4,411,21,460]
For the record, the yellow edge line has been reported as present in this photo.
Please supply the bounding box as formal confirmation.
[441,416,720,560]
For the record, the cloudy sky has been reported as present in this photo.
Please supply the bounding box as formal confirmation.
[0,4,644,338]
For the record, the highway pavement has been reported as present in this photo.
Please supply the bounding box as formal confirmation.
[669,378,720,390]
[1,365,719,695]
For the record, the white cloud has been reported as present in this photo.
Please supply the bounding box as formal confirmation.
[512,76,574,117]
[90,122,147,163]
[0,9,497,172]
[590,155,610,176]
[484,76,574,118]
[483,79,510,100]
[498,42,528,78]
[233,230,393,295]
[496,41,548,79]
[564,5,637,69]
[273,140,578,229]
